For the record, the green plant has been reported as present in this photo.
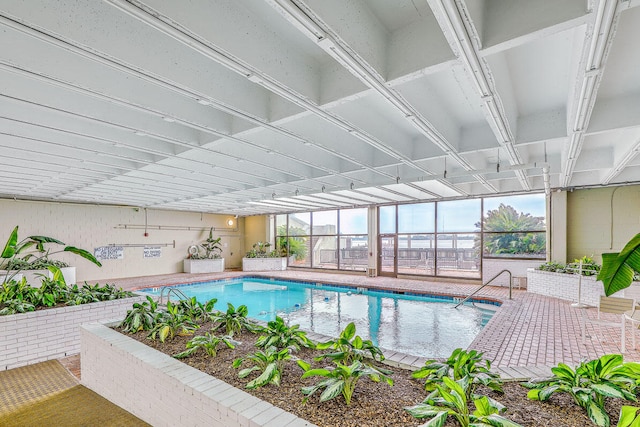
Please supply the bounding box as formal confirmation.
[618,406,640,427]
[233,346,292,389]
[568,256,601,276]
[32,273,68,307]
[0,278,38,305]
[599,233,640,296]
[412,348,502,398]
[405,376,521,427]
[188,228,223,259]
[298,359,393,406]
[0,299,35,315]
[255,316,314,352]
[1,225,102,284]
[148,300,199,342]
[523,354,640,426]
[315,322,384,364]
[476,204,546,257]
[210,303,256,336]
[537,261,569,274]
[245,241,278,258]
[175,297,217,322]
[119,296,161,333]
[174,332,238,359]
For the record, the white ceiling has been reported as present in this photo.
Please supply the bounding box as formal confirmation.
[1,0,640,216]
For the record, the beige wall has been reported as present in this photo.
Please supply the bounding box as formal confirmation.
[0,199,243,282]
[243,215,269,255]
[567,185,640,262]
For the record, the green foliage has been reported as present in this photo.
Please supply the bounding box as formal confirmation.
[119,296,161,333]
[412,348,502,399]
[1,225,102,283]
[148,300,199,342]
[538,257,602,277]
[298,359,393,406]
[405,376,521,427]
[174,332,238,359]
[32,275,68,307]
[523,354,640,426]
[275,225,308,259]
[598,233,640,296]
[537,261,570,274]
[245,241,279,258]
[477,204,545,257]
[175,297,217,322]
[189,228,223,259]
[254,316,314,352]
[210,303,257,336]
[233,346,292,389]
[618,406,640,427]
[0,299,35,315]
[315,322,384,364]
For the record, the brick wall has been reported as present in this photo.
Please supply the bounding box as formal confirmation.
[0,295,145,370]
[81,323,316,427]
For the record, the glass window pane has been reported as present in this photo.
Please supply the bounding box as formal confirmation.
[288,212,310,235]
[437,199,481,232]
[275,214,287,236]
[398,203,435,233]
[483,194,546,231]
[483,232,546,259]
[339,235,368,271]
[397,234,435,275]
[286,235,311,267]
[312,210,337,235]
[339,208,367,235]
[379,206,396,234]
[311,235,337,269]
[436,233,480,278]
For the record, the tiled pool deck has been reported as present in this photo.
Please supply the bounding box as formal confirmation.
[98,269,640,375]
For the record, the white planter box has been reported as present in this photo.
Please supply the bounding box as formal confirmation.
[0,294,146,370]
[81,322,317,427]
[527,268,603,306]
[242,257,287,271]
[183,258,225,273]
[0,270,23,283]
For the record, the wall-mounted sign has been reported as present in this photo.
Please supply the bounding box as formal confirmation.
[94,246,124,260]
[143,246,162,258]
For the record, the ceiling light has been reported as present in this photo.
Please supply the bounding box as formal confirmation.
[162,116,175,122]
[134,131,147,136]
[226,218,235,227]
[197,99,211,106]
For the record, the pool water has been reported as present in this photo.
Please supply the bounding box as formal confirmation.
[142,277,497,359]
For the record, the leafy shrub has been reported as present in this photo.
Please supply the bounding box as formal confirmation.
[412,348,502,399]
[314,322,384,364]
[174,332,238,359]
[147,300,199,342]
[537,256,601,277]
[210,303,257,336]
[254,316,314,352]
[119,296,161,333]
[233,346,292,389]
[245,242,279,258]
[523,354,640,426]
[298,359,393,406]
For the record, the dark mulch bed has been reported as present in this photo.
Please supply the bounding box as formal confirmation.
[117,322,625,427]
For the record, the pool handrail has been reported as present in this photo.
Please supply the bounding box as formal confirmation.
[158,286,190,306]
[453,269,512,309]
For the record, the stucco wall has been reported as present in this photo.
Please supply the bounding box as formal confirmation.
[567,186,640,263]
[0,199,243,281]
[244,215,269,255]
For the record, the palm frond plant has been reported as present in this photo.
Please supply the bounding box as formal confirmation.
[405,376,521,427]
[1,225,102,284]
[618,406,640,427]
[298,359,393,406]
[254,315,314,352]
[523,354,640,427]
[233,346,292,389]
[314,321,384,364]
[412,348,503,398]
[210,303,257,336]
[174,332,238,359]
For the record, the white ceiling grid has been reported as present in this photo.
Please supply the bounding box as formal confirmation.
[1,0,640,216]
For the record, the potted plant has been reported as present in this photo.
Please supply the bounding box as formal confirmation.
[183,228,225,273]
[242,241,287,271]
[0,225,101,286]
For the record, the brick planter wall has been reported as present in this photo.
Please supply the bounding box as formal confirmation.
[0,295,145,370]
[81,323,315,427]
[527,269,603,306]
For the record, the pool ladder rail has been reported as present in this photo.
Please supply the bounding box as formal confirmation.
[157,286,190,307]
[453,269,512,309]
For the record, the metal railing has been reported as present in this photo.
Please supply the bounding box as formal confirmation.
[158,286,190,306]
[454,269,512,309]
